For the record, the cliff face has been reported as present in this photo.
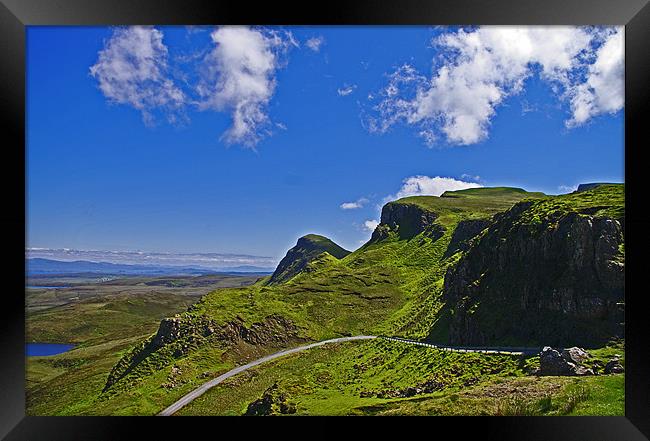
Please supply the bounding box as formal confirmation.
[443,218,492,257]
[371,202,444,243]
[268,234,350,284]
[441,193,625,348]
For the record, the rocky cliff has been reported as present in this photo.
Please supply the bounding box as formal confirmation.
[440,185,625,348]
[267,234,350,285]
[443,218,492,257]
[370,202,445,243]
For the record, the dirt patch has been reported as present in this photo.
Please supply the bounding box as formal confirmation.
[463,376,571,401]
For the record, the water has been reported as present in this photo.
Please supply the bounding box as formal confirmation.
[26,343,75,356]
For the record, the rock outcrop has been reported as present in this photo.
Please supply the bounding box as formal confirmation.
[104,313,303,392]
[538,346,593,376]
[441,192,624,347]
[370,202,444,243]
[268,234,350,284]
[244,383,297,415]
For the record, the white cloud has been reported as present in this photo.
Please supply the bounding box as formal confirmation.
[337,84,357,96]
[384,175,482,203]
[305,36,325,52]
[90,26,186,125]
[196,26,296,147]
[368,26,623,146]
[567,28,624,127]
[340,197,369,210]
[363,220,379,231]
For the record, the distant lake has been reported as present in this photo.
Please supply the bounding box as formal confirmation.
[26,286,70,289]
[26,343,75,356]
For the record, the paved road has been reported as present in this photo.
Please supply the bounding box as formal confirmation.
[380,336,540,356]
[158,334,540,416]
[158,335,377,416]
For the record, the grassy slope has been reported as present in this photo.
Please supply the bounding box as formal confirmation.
[179,339,624,416]
[28,187,625,416]
[51,187,543,415]
[25,275,262,415]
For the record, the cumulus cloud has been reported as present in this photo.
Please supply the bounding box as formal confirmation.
[337,84,357,96]
[305,36,325,52]
[368,26,623,146]
[90,26,186,125]
[384,175,482,203]
[567,28,624,127]
[197,26,297,147]
[340,197,369,210]
[363,220,379,232]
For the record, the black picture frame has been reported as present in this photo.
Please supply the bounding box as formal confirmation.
[2,0,648,439]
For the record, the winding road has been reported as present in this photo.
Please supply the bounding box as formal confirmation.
[158,335,377,416]
[158,335,541,416]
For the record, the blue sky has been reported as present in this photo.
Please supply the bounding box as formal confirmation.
[26,26,624,264]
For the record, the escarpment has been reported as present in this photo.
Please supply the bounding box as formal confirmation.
[370,202,444,243]
[440,186,625,348]
[443,218,492,257]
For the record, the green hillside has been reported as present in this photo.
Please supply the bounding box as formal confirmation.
[26,185,625,416]
[267,234,351,284]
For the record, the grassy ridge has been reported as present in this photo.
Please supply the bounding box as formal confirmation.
[75,187,546,414]
[516,184,624,224]
[26,186,625,416]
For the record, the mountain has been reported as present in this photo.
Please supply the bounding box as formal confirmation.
[267,234,351,284]
[432,184,624,347]
[101,186,545,393]
[99,185,624,411]
[26,258,273,276]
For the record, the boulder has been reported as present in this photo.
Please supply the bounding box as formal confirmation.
[562,347,591,364]
[538,346,593,376]
[604,358,624,374]
[540,346,576,375]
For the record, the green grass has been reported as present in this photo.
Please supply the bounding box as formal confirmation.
[516,184,624,224]
[27,292,198,346]
[26,185,625,416]
[178,338,531,416]
[392,187,545,229]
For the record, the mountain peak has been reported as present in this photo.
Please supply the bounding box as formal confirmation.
[267,235,350,285]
